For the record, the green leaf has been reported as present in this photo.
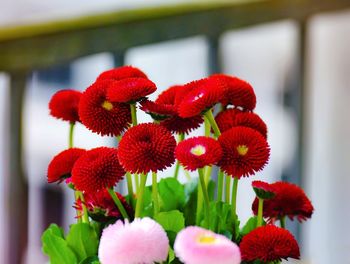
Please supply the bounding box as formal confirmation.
[240,216,258,236]
[154,210,185,233]
[168,247,175,263]
[66,223,99,262]
[79,256,100,264]
[141,186,154,217]
[158,178,186,211]
[183,178,198,226]
[41,224,78,264]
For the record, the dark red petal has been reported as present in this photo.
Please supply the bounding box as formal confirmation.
[107,78,157,103]
[47,148,86,183]
[178,78,224,118]
[210,74,256,111]
[252,181,314,222]
[218,126,270,178]
[118,123,176,173]
[240,225,300,262]
[96,66,148,81]
[79,80,131,136]
[71,147,125,193]
[49,90,82,123]
[175,136,222,171]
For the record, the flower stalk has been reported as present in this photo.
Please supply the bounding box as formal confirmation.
[198,168,210,229]
[152,172,160,216]
[107,187,129,220]
[257,198,264,227]
[135,173,148,218]
[231,177,239,218]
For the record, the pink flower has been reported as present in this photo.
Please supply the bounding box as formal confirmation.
[98,217,169,264]
[174,226,241,264]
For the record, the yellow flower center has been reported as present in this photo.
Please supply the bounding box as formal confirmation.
[197,233,217,244]
[190,145,206,156]
[102,100,113,111]
[236,145,249,156]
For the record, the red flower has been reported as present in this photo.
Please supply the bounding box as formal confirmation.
[107,77,157,103]
[210,74,256,111]
[140,99,177,120]
[71,147,125,193]
[178,78,224,118]
[77,189,133,222]
[47,148,86,183]
[240,225,300,262]
[79,80,131,136]
[252,180,275,199]
[146,85,204,134]
[252,181,314,222]
[161,115,204,135]
[218,126,270,178]
[49,89,82,123]
[215,108,267,138]
[96,66,148,81]
[118,123,176,173]
[175,136,222,171]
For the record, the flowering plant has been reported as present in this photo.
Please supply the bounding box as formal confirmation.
[42,66,314,264]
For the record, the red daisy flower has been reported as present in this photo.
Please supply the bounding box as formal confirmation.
[218,126,270,178]
[47,148,86,183]
[118,123,176,173]
[71,147,125,193]
[155,85,204,134]
[178,78,224,118]
[252,180,275,200]
[175,136,223,171]
[161,115,204,135]
[215,108,268,138]
[240,225,300,263]
[210,74,256,111]
[76,189,133,222]
[107,77,157,103]
[96,66,148,81]
[79,80,131,136]
[140,99,177,120]
[156,85,181,105]
[252,181,314,222]
[49,89,82,123]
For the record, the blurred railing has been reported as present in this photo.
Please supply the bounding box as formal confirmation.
[1,0,350,263]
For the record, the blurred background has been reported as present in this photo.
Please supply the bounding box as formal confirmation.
[0,0,349,263]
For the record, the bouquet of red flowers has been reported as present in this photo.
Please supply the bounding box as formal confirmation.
[43,66,314,264]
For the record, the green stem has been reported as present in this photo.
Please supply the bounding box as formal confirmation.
[68,122,75,148]
[134,174,140,195]
[196,178,203,225]
[204,115,211,137]
[217,170,224,202]
[174,133,185,179]
[204,109,221,138]
[107,188,129,220]
[78,192,90,224]
[68,123,83,222]
[184,170,192,181]
[231,177,239,218]
[204,166,212,185]
[130,103,138,126]
[126,172,134,207]
[135,173,148,218]
[74,191,82,223]
[152,172,160,216]
[198,168,210,228]
[280,216,286,229]
[225,175,231,203]
[257,198,264,227]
